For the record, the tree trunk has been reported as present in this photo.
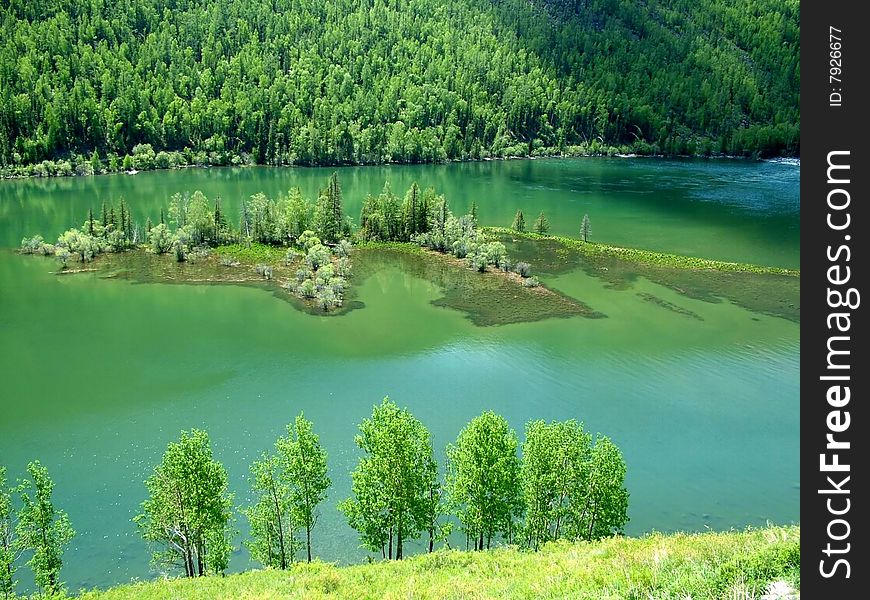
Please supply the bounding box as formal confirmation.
[388,526,393,560]
[307,526,312,563]
[186,547,194,578]
[396,515,403,560]
[270,480,287,570]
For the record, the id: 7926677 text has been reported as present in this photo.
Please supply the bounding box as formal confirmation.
[829,26,843,107]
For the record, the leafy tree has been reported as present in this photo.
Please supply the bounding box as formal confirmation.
[581,214,591,242]
[0,468,20,600]
[187,191,214,245]
[275,413,331,563]
[297,230,322,252]
[245,454,296,569]
[446,412,522,550]
[135,430,233,577]
[304,244,332,271]
[57,229,99,262]
[54,248,70,269]
[575,436,629,540]
[340,398,437,560]
[147,223,172,254]
[521,420,592,549]
[533,212,550,234]
[89,151,102,175]
[15,461,75,596]
[511,210,526,233]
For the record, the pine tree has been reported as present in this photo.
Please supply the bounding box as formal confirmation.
[533,211,549,235]
[401,182,421,240]
[511,210,525,233]
[314,173,345,243]
[580,213,591,242]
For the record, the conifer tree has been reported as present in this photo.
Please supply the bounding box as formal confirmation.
[511,210,526,233]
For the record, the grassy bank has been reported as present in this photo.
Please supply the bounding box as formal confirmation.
[483,228,799,276]
[74,525,799,599]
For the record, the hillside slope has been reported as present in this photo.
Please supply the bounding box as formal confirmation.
[76,526,800,600]
[0,0,799,169]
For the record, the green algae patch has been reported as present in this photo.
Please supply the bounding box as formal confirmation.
[48,243,595,326]
[490,230,800,323]
[637,292,704,321]
[352,247,600,326]
[81,247,361,317]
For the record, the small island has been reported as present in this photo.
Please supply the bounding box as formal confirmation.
[19,173,601,324]
[18,171,800,325]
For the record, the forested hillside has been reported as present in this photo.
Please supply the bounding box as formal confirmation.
[0,0,799,171]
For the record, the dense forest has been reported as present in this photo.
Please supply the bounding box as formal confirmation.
[0,0,799,173]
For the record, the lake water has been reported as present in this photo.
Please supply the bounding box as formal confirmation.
[0,158,799,592]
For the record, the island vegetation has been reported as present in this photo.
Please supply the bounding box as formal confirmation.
[1,400,639,597]
[17,172,562,317]
[0,0,799,178]
[17,170,800,324]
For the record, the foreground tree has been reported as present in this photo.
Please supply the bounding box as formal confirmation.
[245,454,296,569]
[521,420,592,549]
[340,398,437,559]
[1,468,20,600]
[575,436,629,540]
[276,413,331,563]
[446,412,521,550]
[135,430,233,577]
[15,461,75,596]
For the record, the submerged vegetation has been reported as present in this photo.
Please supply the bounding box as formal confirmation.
[18,170,799,324]
[493,229,801,322]
[18,172,580,321]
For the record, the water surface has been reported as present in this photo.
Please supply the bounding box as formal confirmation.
[0,158,799,591]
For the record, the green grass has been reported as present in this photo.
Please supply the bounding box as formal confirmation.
[483,228,799,276]
[351,240,424,252]
[74,525,799,599]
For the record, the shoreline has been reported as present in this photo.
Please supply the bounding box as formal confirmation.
[0,149,800,181]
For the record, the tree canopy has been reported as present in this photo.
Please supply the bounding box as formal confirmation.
[135,429,233,578]
[340,398,437,560]
[0,0,798,173]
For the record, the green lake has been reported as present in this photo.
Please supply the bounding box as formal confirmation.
[0,158,799,591]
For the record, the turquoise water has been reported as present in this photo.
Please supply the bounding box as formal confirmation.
[0,158,799,591]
